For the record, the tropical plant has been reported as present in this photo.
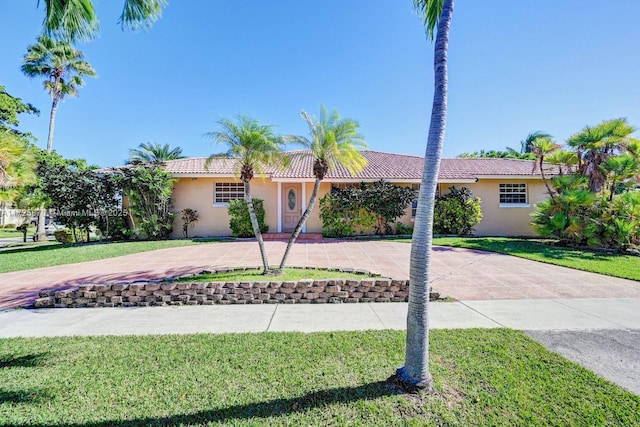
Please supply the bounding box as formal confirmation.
[279,106,367,269]
[0,133,38,203]
[433,186,482,236]
[397,0,454,392]
[115,163,175,240]
[318,187,376,238]
[530,135,560,201]
[128,142,186,164]
[181,208,199,238]
[37,0,167,41]
[456,148,534,160]
[206,115,287,273]
[521,130,552,154]
[21,36,96,153]
[227,199,268,238]
[566,118,637,193]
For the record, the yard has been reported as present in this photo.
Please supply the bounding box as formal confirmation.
[1,329,638,426]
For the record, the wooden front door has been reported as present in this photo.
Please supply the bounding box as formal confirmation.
[282,184,301,232]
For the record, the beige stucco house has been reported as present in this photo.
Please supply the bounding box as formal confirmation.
[163,151,554,239]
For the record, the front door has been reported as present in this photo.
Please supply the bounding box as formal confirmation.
[282,184,301,232]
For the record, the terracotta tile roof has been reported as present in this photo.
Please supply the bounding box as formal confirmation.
[163,150,553,180]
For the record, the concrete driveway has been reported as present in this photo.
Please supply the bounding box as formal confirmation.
[1,240,640,308]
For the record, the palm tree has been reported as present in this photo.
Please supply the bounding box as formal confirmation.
[22,35,96,241]
[128,142,185,164]
[567,118,636,193]
[206,115,287,273]
[521,131,552,154]
[530,136,560,201]
[0,133,37,202]
[396,0,454,392]
[38,0,166,41]
[278,106,367,271]
[22,36,96,153]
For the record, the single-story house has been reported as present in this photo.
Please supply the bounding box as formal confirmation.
[163,150,556,238]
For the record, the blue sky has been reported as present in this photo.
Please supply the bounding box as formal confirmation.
[1,1,639,167]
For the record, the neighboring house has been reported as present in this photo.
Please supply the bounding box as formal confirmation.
[164,150,556,238]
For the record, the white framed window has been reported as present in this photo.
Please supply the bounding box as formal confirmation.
[214,182,244,204]
[499,183,529,207]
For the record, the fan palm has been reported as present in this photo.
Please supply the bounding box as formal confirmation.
[128,142,185,164]
[38,0,166,41]
[530,136,560,201]
[206,115,287,273]
[21,36,96,152]
[397,0,454,392]
[278,106,367,270]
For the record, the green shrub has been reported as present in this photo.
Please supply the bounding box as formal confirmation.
[395,222,413,235]
[53,229,74,244]
[319,188,376,237]
[433,186,483,236]
[228,198,268,237]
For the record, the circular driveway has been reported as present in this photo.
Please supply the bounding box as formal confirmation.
[1,240,639,308]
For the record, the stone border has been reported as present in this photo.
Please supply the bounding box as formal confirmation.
[34,268,440,308]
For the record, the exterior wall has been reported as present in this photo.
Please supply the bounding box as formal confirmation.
[302,181,331,233]
[443,179,548,237]
[170,177,279,238]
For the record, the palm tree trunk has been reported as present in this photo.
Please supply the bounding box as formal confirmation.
[35,205,47,242]
[539,157,556,202]
[279,178,321,270]
[397,0,454,391]
[47,98,59,152]
[244,180,270,272]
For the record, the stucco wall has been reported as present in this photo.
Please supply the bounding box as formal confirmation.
[171,177,548,238]
[171,177,279,238]
[438,179,547,237]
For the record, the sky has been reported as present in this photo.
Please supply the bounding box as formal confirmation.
[1,1,639,168]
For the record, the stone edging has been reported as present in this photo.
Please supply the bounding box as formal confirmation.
[34,268,441,308]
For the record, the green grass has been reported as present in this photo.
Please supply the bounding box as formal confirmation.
[420,237,640,282]
[0,226,33,238]
[181,267,374,282]
[0,329,637,426]
[0,240,208,274]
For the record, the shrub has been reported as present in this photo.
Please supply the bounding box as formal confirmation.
[395,222,413,235]
[433,186,483,236]
[228,198,268,237]
[181,208,199,238]
[319,188,376,237]
[54,229,74,244]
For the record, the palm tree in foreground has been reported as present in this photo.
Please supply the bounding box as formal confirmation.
[128,142,186,164]
[38,0,166,41]
[206,115,287,273]
[396,0,455,392]
[279,106,367,270]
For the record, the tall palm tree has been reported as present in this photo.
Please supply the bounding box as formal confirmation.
[22,36,96,153]
[530,136,560,201]
[278,106,367,271]
[128,142,185,164]
[38,0,167,41]
[206,115,287,273]
[22,35,96,241]
[396,0,454,392]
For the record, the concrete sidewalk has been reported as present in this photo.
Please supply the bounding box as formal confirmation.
[2,297,638,338]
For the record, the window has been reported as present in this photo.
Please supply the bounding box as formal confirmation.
[411,184,420,218]
[214,182,244,204]
[499,183,528,206]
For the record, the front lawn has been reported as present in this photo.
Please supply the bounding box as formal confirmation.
[0,240,209,274]
[181,267,372,282]
[426,237,640,282]
[1,329,637,426]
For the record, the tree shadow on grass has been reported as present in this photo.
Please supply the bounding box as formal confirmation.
[0,352,49,368]
[6,379,402,427]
